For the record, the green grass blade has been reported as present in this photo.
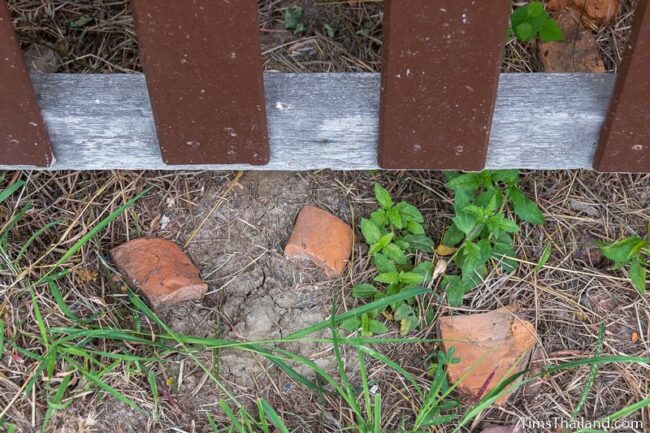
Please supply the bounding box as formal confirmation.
[66,356,144,414]
[286,287,431,339]
[35,186,152,285]
[456,355,650,432]
[570,324,604,423]
[206,413,219,432]
[29,288,49,348]
[535,242,552,272]
[47,279,99,324]
[574,398,650,433]
[41,374,72,432]
[16,221,60,262]
[218,400,246,433]
[0,179,25,205]
[259,399,289,433]
[373,393,382,433]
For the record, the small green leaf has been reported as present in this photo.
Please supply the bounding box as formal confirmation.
[374,253,397,273]
[383,243,408,265]
[442,225,465,247]
[400,316,418,336]
[404,234,434,253]
[374,183,394,209]
[353,284,380,299]
[406,221,425,235]
[340,318,361,332]
[412,261,434,280]
[360,218,382,245]
[447,173,482,192]
[368,319,388,335]
[486,214,520,234]
[398,271,425,285]
[387,207,403,229]
[369,232,394,255]
[515,22,534,42]
[442,276,466,307]
[394,303,413,321]
[370,209,388,228]
[527,2,545,18]
[452,211,478,235]
[284,6,304,33]
[396,202,424,223]
[490,170,520,185]
[508,186,544,224]
[493,232,518,272]
[375,271,399,285]
[601,237,645,264]
[535,243,552,272]
[629,257,647,294]
[539,18,564,42]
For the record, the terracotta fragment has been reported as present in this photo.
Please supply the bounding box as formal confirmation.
[438,306,537,405]
[110,238,208,308]
[538,12,605,73]
[548,0,618,25]
[285,206,353,277]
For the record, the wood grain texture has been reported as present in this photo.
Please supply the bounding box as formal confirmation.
[594,0,650,172]
[1,73,615,171]
[379,0,511,170]
[0,2,53,167]
[130,0,269,165]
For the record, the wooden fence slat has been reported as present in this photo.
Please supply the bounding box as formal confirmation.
[131,0,269,165]
[6,73,614,171]
[594,0,650,172]
[0,2,53,167]
[378,0,511,170]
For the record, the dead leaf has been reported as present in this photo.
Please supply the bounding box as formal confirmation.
[435,245,457,256]
[432,259,447,281]
[631,331,640,344]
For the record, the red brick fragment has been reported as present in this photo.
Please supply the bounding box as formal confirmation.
[110,238,207,308]
[438,306,537,405]
[548,0,618,25]
[285,206,353,278]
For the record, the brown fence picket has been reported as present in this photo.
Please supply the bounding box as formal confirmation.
[378,0,511,170]
[0,2,53,167]
[594,0,650,172]
[131,1,269,165]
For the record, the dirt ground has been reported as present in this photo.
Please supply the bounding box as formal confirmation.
[1,1,649,432]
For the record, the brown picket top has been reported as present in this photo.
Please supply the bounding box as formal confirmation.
[594,0,650,173]
[0,1,53,167]
[378,0,511,170]
[130,0,269,165]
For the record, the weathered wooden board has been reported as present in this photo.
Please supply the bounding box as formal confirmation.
[130,0,269,165]
[1,73,615,171]
[379,0,511,170]
[0,2,53,167]
[594,0,650,172]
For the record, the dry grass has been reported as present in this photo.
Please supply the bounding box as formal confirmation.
[1,0,649,432]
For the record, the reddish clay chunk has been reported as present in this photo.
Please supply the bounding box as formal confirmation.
[110,238,207,308]
[438,306,537,405]
[285,206,353,277]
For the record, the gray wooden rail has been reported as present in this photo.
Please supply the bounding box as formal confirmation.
[0,73,614,171]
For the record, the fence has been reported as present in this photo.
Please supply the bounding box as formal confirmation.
[1,0,648,172]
